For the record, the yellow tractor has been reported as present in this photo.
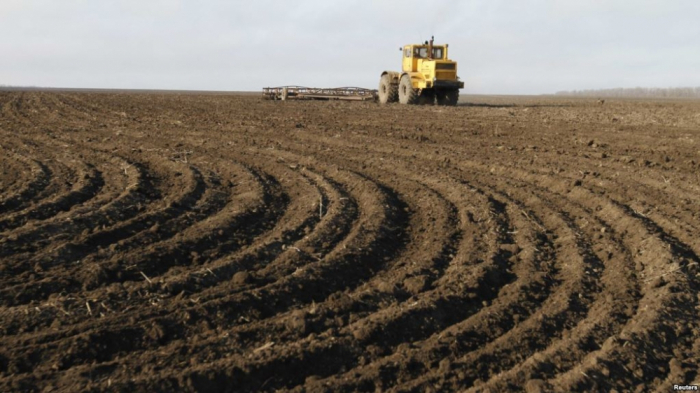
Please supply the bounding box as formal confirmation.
[378,36,463,106]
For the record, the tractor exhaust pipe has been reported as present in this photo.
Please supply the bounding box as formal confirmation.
[428,36,434,59]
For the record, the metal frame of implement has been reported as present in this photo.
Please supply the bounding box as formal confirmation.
[262,86,377,101]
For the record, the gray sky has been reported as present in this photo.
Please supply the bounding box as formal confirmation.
[1,0,698,94]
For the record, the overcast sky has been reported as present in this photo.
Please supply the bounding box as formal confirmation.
[1,0,698,94]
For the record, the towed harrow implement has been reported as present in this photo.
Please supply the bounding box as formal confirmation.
[262,86,377,101]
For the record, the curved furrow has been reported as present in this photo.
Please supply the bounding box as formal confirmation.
[0,161,273,336]
[269,136,631,392]
[270,174,491,345]
[44,158,361,366]
[0,152,139,254]
[531,154,700,253]
[256,118,700,390]
[193,169,462,350]
[0,130,127,238]
[0,160,103,233]
[600,175,700,259]
[0,151,141,256]
[315,121,700,253]
[157,163,358,299]
[298,183,562,392]
[45,155,315,306]
[364,119,700,262]
[102,163,289,283]
[0,160,411,388]
[538,141,700,215]
[521,148,700,273]
[171,164,407,322]
[0,155,316,362]
[547,195,700,391]
[0,135,82,218]
[0,151,51,215]
[205,150,471,344]
[273,143,638,392]
[385,151,700,392]
[32,164,208,273]
[457,191,638,391]
[78,167,498,392]
[550,158,700,257]
[129,134,543,391]
[0,159,203,307]
[398,186,630,391]
[458,162,700,391]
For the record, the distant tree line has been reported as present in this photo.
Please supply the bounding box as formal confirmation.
[555,87,700,98]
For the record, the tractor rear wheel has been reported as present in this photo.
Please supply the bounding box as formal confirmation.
[436,89,459,106]
[378,74,398,104]
[399,75,418,105]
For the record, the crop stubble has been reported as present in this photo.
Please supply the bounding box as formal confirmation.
[0,91,699,392]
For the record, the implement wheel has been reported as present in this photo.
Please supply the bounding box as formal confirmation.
[378,74,398,104]
[399,75,418,105]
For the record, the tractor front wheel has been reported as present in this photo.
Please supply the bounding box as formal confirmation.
[399,75,418,105]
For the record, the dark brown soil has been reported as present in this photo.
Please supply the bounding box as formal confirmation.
[1,91,699,392]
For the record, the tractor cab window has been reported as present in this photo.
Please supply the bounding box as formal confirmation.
[413,47,445,59]
[414,47,429,58]
[404,48,411,57]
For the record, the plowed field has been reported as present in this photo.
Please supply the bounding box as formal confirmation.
[1,91,699,392]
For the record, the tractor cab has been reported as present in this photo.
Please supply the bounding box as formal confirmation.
[402,41,448,73]
[402,39,451,73]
